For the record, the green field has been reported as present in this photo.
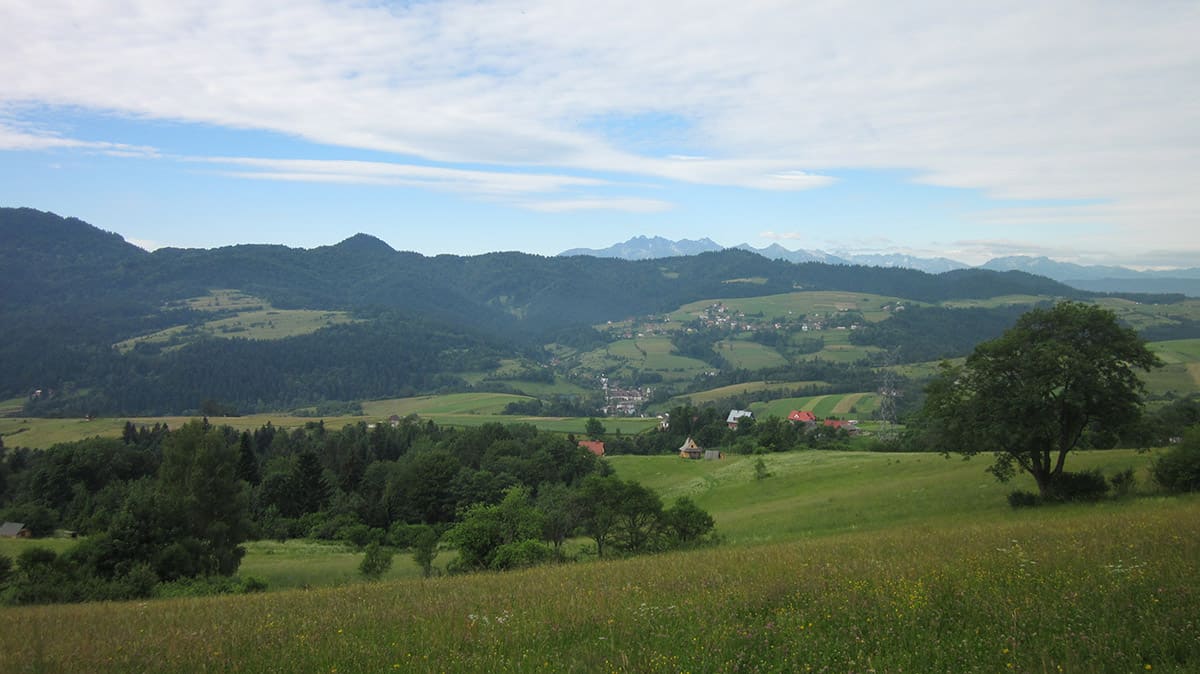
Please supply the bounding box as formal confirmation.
[939,294,1055,309]
[670,380,830,406]
[113,290,361,352]
[2,449,1197,672]
[1095,297,1200,332]
[362,393,534,417]
[750,392,878,420]
[577,337,712,382]
[1141,339,1200,396]
[714,339,789,369]
[671,291,914,323]
[0,391,664,449]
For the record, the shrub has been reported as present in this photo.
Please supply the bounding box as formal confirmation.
[1152,426,1200,493]
[1109,468,1138,497]
[388,523,435,549]
[1045,469,1109,502]
[489,539,553,571]
[339,523,384,550]
[157,575,241,598]
[359,543,394,580]
[240,575,268,593]
[1007,490,1040,508]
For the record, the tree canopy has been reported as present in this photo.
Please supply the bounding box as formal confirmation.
[921,301,1160,498]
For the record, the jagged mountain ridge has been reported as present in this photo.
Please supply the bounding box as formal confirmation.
[559,236,1199,295]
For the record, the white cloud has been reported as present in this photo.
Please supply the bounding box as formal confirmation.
[0,121,158,157]
[1,1,1198,256]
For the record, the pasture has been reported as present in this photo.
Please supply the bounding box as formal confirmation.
[669,380,830,406]
[670,290,912,323]
[938,294,1053,309]
[577,337,713,382]
[1,448,1195,673]
[713,339,789,369]
[113,289,360,353]
[750,392,878,420]
[0,391,666,450]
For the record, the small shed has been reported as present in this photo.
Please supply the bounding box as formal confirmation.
[0,522,30,538]
[703,449,722,461]
[678,437,703,460]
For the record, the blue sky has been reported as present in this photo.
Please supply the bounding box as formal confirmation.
[2,1,1198,268]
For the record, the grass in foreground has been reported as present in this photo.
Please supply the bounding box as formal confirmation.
[2,497,1196,673]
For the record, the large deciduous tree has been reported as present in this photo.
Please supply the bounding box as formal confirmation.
[921,301,1160,498]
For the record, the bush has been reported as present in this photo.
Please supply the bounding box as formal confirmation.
[1109,468,1138,497]
[489,539,553,571]
[1007,490,1040,508]
[240,575,268,593]
[339,524,384,550]
[359,543,394,580]
[158,574,267,598]
[1045,469,1109,502]
[388,523,436,549]
[1152,426,1200,493]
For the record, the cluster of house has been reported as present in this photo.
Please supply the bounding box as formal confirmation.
[723,408,859,432]
[673,409,860,460]
[600,377,651,416]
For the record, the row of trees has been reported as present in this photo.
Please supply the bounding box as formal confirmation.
[444,478,714,573]
[0,416,718,604]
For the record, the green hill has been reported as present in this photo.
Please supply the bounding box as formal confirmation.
[1,449,1196,672]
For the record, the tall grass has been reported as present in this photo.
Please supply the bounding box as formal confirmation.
[3,497,1197,672]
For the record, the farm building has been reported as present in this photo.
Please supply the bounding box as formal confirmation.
[0,522,30,538]
[823,419,861,434]
[704,450,723,460]
[678,437,703,460]
[788,410,817,424]
[578,440,605,457]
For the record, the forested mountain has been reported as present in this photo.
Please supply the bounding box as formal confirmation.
[1,207,1092,415]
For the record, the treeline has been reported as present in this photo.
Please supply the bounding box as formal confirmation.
[0,417,715,604]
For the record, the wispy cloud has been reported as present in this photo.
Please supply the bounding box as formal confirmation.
[202,156,607,195]
[0,121,158,157]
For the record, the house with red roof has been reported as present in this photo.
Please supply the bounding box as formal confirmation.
[788,410,817,424]
[822,419,860,434]
[578,440,605,457]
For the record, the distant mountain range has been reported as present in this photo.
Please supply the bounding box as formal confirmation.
[3,206,1090,415]
[559,238,1200,296]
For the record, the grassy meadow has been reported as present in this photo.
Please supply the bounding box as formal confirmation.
[1,455,1196,672]
[0,393,665,450]
[670,291,914,323]
[749,392,878,421]
[114,290,361,353]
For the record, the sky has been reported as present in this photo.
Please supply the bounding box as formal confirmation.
[1,1,1198,268]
